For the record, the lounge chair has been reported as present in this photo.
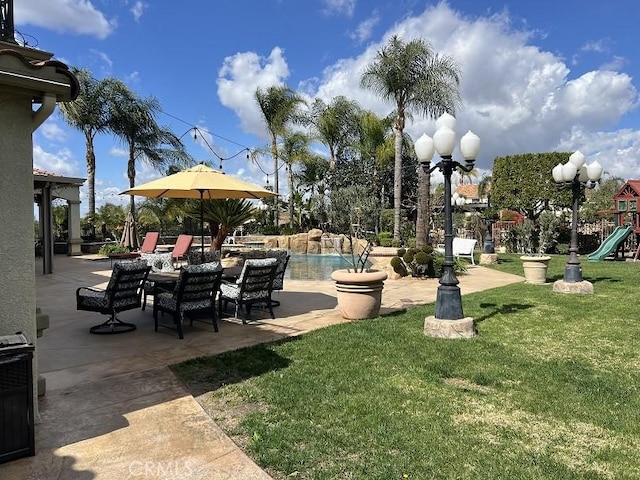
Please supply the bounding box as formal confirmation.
[108,231,161,266]
[139,231,160,254]
[153,262,223,339]
[76,261,150,334]
[171,234,194,268]
[219,258,277,323]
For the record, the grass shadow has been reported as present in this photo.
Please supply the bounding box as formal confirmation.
[171,338,297,397]
[474,302,534,323]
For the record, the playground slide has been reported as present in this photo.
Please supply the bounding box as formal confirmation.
[587,226,634,262]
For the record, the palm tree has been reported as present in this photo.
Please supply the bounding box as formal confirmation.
[279,131,312,229]
[355,110,395,233]
[255,85,306,225]
[295,154,331,227]
[309,96,361,169]
[199,199,256,251]
[58,68,118,233]
[107,82,191,216]
[361,35,461,245]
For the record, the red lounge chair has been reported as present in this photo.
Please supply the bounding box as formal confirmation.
[139,232,160,254]
[108,231,160,266]
[172,234,194,268]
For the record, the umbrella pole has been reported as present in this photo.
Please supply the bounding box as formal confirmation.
[199,190,205,263]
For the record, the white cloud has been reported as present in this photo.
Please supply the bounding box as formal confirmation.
[581,39,609,53]
[130,1,148,22]
[40,120,67,142]
[33,145,82,178]
[89,49,113,72]
[307,3,639,174]
[321,0,356,17]
[108,147,128,157]
[349,12,379,44]
[217,47,290,139]
[14,0,115,39]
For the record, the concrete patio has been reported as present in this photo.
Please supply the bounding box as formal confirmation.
[0,254,524,479]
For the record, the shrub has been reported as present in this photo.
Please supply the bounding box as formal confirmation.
[397,248,407,257]
[98,243,128,256]
[376,231,393,247]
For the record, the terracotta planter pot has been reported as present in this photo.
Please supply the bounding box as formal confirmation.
[331,269,388,319]
[520,255,551,284]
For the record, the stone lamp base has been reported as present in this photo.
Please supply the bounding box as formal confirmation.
[552,280,594,294]
[424,316,477,339]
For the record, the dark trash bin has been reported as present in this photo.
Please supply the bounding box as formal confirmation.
[0,333,35,463]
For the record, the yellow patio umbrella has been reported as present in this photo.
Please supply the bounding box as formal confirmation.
[121,163,277,259]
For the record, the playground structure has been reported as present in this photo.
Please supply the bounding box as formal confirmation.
[588,180,640,261]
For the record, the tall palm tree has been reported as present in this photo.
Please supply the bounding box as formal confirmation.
[355,110,395,232]
[58,68,118,233]
[255,85,306,225]
[108,82,191,215]
[295,154,331,228]
[279,131,312,228]
[361,35,461,245]
[309,96,361,169]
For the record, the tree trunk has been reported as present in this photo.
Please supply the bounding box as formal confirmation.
[270,132,279,226]
[288,163,294,229]
[128,143,136,217]
[415,167,431,247]
[393,127,403,242]
[85,132,96,236]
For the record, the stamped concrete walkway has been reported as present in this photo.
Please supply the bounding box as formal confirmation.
[0,254,523,479]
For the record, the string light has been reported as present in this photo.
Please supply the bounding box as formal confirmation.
[166,110,281,179]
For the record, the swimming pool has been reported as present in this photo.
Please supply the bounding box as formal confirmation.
[284,254,372,281]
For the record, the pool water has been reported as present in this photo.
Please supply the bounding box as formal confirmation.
[284,254,372,281]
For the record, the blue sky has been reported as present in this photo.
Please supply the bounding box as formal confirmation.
[15,0,640,216]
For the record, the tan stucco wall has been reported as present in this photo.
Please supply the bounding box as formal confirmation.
[0,91,37,341]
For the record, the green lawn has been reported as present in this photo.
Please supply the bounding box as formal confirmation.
[172,255,640,479]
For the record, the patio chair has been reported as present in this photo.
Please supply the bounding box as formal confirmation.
[153,262,223,339]
[171,234,194,268]
[76,261,151,334]
[265,250,290,307]
[187,249,220,266]
[219,257,278,323]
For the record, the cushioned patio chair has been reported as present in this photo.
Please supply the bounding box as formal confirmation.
[76,261,150,334]
[265,250,290,307]
[219,257,278,323]
[171,234,194,268]
[153,262,223,339]
[187,249,220,266]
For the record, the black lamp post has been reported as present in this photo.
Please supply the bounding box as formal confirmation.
[415,113,480,335]
[552,150,603,293]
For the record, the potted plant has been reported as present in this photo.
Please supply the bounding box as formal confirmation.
[327,187,387,319]
[518,212,559,284]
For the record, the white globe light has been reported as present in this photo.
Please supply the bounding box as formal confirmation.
[562,162,578,182]
[433,126,456,156]
[552,163,564,183]
[568,150,585,168]
[578,166,589,183]
[460,130,480,160]
[414,133,435,164]
[586,161,603,181]
[435,112,456,131]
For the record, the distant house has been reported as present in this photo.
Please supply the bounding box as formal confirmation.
[454,184,489,210]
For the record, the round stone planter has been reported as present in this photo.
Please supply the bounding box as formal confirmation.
[520,255,551,284]
[331,269,388,319]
